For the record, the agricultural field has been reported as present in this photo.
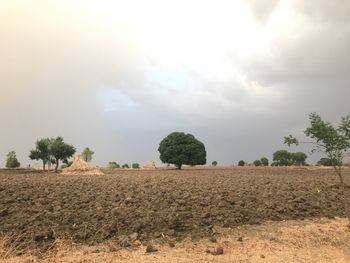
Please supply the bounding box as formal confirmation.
[0,167,350,262]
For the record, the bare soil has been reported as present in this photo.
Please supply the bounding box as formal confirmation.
[0,167,349,254]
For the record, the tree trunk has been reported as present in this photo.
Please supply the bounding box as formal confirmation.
[177,164,182,169]
[55,159,59,172]
[42,161,46,172]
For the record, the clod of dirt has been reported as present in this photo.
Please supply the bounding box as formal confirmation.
[146,244,158,253]
[237,236,243,242]
[0,208,8,216]
[261,254,266,258]
[168,241,175,248]
[120,237,131,247]
[209,236,217,243]
[208,246,224,255]
[129,233,138,241]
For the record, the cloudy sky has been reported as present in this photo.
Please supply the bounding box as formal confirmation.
[1,0,349,167]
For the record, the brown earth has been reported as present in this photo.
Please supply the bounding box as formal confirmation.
[0,167,349,254]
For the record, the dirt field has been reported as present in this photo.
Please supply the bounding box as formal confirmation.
[0,167,349,261]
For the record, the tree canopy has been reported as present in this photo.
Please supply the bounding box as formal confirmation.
[49,137,76,172]
[6,151,20,168]
[158,132,206,169]
[82,147,94,162]
[285,112,350,185]
[29,138,51,171]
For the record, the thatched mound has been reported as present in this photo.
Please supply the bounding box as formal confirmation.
[62,154,104,175]
[142,160,157,170]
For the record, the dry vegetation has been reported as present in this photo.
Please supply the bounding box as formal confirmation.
[0,167,349,262]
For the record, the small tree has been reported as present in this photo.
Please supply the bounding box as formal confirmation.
[260,157,269,166]
[29,138,51,171]
[253,160,262,166]
[108,161,120,169]
[82,147,94,162]
[212,161,218,166]
[317,158,337,166]
[6,151,20,168]
[49,137,76,172]
[273,150,292,166]
[158,132,206,169]
[291,152,307,166]
[132,163,140,169]
[285,113,350,185]
[238,160,245,166]
[122,163,129,169]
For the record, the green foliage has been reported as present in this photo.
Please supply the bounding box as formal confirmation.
[108,161,120,169]
[29,138,51,171]
[212,161,218,166]
[317,158,339,166]
[284,113,350,185]
[49,137,76,172]
[260,157,269,166]
[273,150,292,166]
[82,147,94,162]
[132,163,140,169]
[122,163,129,169]
[253,160,262,166]
[61,161,73,169]
[238,160,245,166]
[6,151,20,168]
[158,132,206,169]
[284,135,299,146]
[291,152,307,166]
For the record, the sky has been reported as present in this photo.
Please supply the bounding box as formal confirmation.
[1,0,350,167]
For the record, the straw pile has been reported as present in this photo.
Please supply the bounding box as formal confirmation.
[61,154,104,175]
[142,160,157,170]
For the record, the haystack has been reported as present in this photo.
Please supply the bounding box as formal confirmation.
[142,160,157,170]
[61,154,104,175]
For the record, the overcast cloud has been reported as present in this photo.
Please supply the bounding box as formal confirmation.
[1,0,349,167]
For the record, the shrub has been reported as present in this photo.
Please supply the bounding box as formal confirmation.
[6,151,20,168]
[108,161,120,169]
[238,160,245,166]
[260,157,269,166]
[122,164,129,169]
[253,160,262,166]
[212,161,218,166]
[132,163,140,169]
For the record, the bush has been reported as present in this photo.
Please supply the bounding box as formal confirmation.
[253,160,262,166]
[260,157,269,166]
[6,151,20,168]
[212,161,218,166]
[238,160,245,166]
[122,164,129,169]
[132,163,140,169]
[108,161,120,169]
[273,150,292,166]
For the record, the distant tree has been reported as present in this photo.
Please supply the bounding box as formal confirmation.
[317,158,338,166]
[273,150,292,166]
[260,157,269,166]
[49,137,76,172]
[6,151,20,168]
[238,160,245,166]
[212,161,218,166]
[291,152,307,166]
[285,112,350,185]
[253,160,262,166]
[29,138,51,171]
[82,147,94,162]
[158,132,206,169]
[122,163,129,169]
[108,161,120,169]
[132,163,140,169]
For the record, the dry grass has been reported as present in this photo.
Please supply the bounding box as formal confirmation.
[1,217,350,263]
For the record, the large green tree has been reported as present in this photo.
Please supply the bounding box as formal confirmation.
[285,112,350,185]
[272,150,292,166]
[291,152,307,166]
[49,137,76,172]
[29,138,51,171]
[6,151,20,168]
[158,132,206,169]
[82,147,94,162]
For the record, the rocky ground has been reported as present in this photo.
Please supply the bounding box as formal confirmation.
[0,167,349,255]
